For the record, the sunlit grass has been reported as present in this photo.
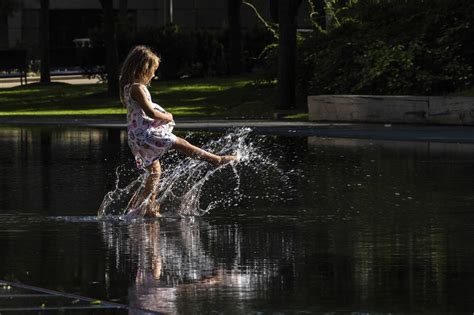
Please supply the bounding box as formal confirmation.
[0,108,125,116]
[162,106,208,116]
[283,113,309,120]
[156,78,249,94]
[0,77,278,118]
[0,89,43,95]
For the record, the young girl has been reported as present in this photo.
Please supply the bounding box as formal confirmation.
[120,45,236,217]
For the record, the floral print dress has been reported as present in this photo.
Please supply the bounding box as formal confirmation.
[124,83,177,169]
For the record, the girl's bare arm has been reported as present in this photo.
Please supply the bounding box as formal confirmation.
[130,84,173,122]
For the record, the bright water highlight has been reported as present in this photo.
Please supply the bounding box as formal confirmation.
[97,128,291,218]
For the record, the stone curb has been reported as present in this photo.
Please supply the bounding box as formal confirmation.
[308,95,474,125]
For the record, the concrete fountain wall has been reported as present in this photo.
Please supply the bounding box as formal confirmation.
[308,95,474,125]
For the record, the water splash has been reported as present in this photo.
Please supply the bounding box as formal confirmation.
[98,128,291,219]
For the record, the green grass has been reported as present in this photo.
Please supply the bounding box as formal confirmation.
[282,113,309,120]
[0,77,303,119]
[0,82,119,116]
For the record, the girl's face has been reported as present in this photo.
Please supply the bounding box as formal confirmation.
[146,63,159,84]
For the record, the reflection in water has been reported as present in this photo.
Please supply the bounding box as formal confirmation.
[101,218,287,313]
[97,212,474,313]
[1,127,474,313]
[0,127,130,215]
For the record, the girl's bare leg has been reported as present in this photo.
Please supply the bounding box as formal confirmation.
[172,137,237,165]
[127,160,161,217]
[145,161,161,217]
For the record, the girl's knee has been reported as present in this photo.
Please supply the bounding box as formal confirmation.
[148,160,161,175]
[174,137,188,147]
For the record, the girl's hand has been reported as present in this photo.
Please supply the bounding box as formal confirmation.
[130,84,173,122]
[163,112,173,122]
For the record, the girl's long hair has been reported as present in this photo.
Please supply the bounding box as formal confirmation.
[119,45,160,104]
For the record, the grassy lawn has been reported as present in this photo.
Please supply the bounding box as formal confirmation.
[0,76,307,119]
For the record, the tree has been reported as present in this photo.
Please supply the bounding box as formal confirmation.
[0,12,7,48]
[0,0,19,48]
[40,0,50,83]
[228,0,243,74]
[276,0,302,110]
[99,0,119,96]
[119,0,128,23]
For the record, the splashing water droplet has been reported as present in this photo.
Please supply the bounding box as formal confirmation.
[97,128,291,219]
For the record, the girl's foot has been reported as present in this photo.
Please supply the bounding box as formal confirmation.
[144,203,161,218]
[216,155,238,166]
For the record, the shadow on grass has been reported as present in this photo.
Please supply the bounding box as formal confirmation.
[154,81,275,117]
[0,83,118,112]
[0,77,277,118]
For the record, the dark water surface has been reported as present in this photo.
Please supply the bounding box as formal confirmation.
[1,126,473,314]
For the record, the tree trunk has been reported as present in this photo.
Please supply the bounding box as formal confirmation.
[0,11,8,48]
[277,0,301,110]
[100,0,119,96]
[119,0,127,23]
[118,0,128,39]
[228,0,242,75]
[40,0,50,84]
[0,0,18,48]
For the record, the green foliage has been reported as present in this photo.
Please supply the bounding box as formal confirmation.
[89,23,226,79]
[91,21,274,79]
[255,42,279,83]
[298,0,474,95]
[242,24,276,71]
[242,1,279,40]
[130,24,226,79]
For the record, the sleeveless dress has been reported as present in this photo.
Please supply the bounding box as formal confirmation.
[124,83,177,169]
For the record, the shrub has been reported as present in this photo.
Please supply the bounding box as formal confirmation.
[296,0,474,95]
[131,24,226,79]
[90,22,275,79]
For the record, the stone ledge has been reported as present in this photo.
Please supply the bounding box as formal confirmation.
[428,96,474,125]
[308,95,474,125]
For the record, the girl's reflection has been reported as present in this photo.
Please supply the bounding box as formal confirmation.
[101,218,288,314]
[104,218,221,313]
[131,218,216,285]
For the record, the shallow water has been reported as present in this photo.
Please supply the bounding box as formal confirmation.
[0,126,474,314]
[96,128,277,218]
